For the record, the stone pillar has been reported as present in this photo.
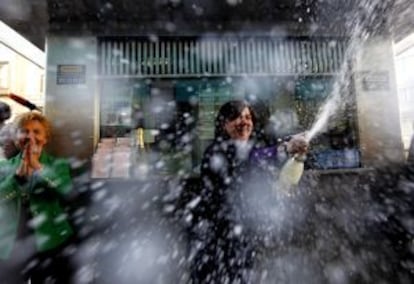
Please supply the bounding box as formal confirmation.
[354,36,404,167]
[44,36,98,161]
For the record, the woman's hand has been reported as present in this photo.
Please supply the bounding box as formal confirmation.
[15,158,29,177]
[26,142,42,171]
[15,143,30,177]
[285,132,309,156]
[15,140,42,178]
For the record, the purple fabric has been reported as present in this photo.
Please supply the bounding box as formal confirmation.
[250,146,287,166]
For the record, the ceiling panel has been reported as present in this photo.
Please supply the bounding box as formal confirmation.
[1,0,414,50]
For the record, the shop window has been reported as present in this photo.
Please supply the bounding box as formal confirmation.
[100,79,150,138]
[173,76,360,170]
[98,76,360,174]
[294,77,360,169]
[99,79,160,141]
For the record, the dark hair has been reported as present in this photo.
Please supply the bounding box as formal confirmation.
[0,102,11,122]
[214,100,256,139]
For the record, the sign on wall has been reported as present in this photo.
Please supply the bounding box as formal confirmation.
[57,65,86,85]
[360,71,389,91]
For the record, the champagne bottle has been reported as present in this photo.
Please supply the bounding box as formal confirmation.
[278,154,305,193]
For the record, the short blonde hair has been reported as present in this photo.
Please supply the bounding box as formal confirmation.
[15,111,51,138]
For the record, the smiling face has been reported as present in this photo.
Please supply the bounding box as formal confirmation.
[17,120,48,154]
[224,107,253,141]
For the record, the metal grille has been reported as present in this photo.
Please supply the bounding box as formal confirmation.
[99,37,348,77]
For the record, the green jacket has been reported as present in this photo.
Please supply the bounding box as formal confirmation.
[0,152,73,260]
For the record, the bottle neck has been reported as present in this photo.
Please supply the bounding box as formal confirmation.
[292,153,306,163]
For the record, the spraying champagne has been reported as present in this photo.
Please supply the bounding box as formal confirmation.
[279,78,342,191]
[278,86,341,191]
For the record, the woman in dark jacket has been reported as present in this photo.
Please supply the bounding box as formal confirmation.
[190,100,308,283]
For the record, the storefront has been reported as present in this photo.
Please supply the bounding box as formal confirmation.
[97,36,358,173]
[42,0,407,180]
[43,32,405,177]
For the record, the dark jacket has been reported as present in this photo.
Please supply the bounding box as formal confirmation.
[0,152,73,260]
[190,139,286,282]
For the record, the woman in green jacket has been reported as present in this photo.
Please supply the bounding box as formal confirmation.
[0,111,74,283]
